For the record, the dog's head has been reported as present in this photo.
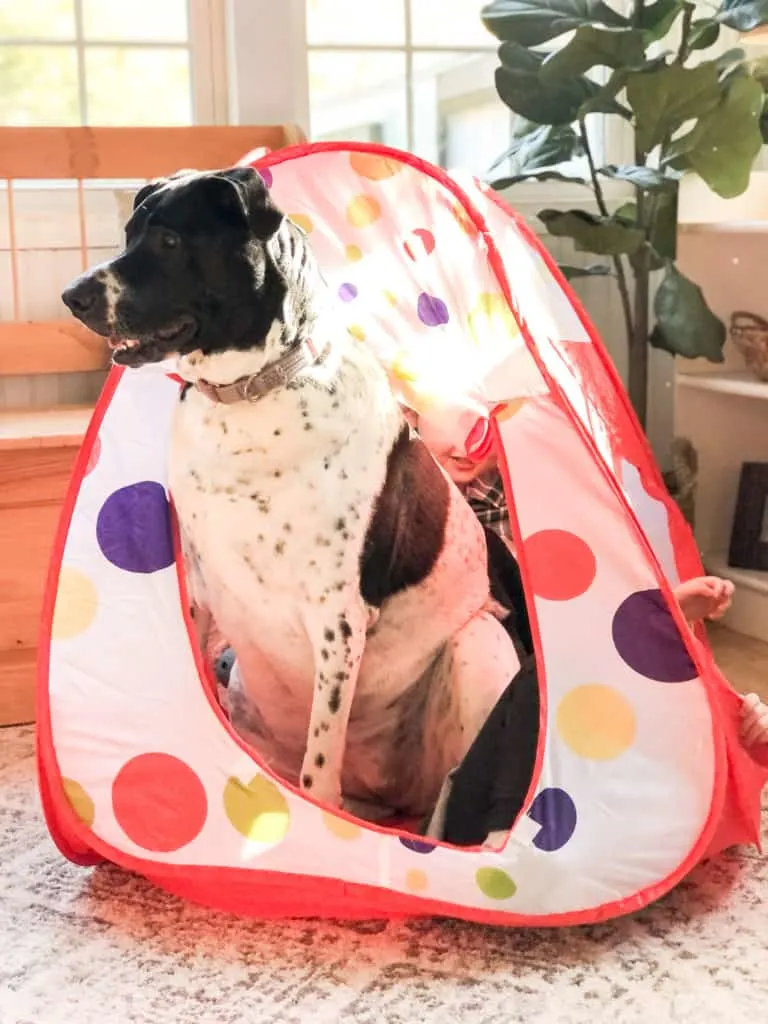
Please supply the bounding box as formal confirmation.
[62,167,303,368]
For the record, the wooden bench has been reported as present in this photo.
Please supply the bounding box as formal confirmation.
[0,125,303,726]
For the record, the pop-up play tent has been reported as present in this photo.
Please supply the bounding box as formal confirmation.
[37,142,767,928]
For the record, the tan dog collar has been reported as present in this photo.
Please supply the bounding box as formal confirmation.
[195,338,328,404]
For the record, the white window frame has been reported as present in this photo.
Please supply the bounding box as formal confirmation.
[0,0,229,126]
[304,0,635,202]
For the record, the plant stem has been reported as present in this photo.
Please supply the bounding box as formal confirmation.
[579,119,635,354]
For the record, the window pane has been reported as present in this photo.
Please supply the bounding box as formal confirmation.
[309,50,407,149]
[410,0,492,47]
[0,46,79,125]
[411,51,509,174]
[0,0,75,39]
[82,0,188,42]
[307,0,405,46]
[85,48,192,125]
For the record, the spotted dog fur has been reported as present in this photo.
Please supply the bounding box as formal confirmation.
[62,167,520,817]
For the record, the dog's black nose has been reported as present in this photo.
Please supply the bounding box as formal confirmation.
[61,277,100,317]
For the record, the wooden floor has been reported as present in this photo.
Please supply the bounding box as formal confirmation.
[708,624,768,699]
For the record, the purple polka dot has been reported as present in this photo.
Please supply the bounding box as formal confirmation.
[417,292,450,327]
[612,589,697,682]
[97,481,175,574]
[528,788,577,852]
[258,167,273,188]
[399,836,436,854]
[338,282,358,302]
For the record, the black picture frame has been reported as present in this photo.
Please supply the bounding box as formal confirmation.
[728,462,768,572]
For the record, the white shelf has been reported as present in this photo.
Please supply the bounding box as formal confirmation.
[676,370,768,399]
[704,553,768,596]
[678,221,768,234]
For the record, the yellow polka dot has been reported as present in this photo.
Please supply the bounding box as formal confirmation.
[496,398,528,422]
[289,213,313,234]
[383,290,398,307]
[347,325,366,342]
[62,777,95,827]
[468,293,520,345]
[347,194,382,228]
[321,810,362,840]
[390,349,418,382]
[52,567,99,640]
[345,244,363,262]
[350,153,404,180]
[557,684,636,761]
[405,868,429,893]
[223,774,290,843]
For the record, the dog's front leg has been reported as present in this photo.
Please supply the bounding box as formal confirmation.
[301,600,368,808]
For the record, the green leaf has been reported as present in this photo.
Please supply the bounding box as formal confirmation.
[715,47,748,80]
[496,42,603,124]
[600,164,679,190]
[541,26,647,80]
[665,76,764,198]
[688,18,721,50]
[641,0,685,41]
[481,0,628,47]
[614,201,638,223]
[492,170,589,188]
[649,188,678,260]
[489,122,583,175]
[716,0,768,33]
[626,61,722,154]
[652,263,726,361]
[538,208,646,254]
[559,263,613,280]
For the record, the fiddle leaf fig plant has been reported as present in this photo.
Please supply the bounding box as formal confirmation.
[481,0,768,427]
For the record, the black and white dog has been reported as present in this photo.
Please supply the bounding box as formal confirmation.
[62,167,521,823]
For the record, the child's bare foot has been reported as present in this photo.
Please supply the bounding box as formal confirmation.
[674,576,734,623]
[740,693,768,749]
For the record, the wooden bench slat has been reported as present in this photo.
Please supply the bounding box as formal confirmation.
[0,320,108,376]
[0,125,300,180]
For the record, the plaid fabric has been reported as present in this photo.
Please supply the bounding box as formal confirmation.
[463,470,513,543]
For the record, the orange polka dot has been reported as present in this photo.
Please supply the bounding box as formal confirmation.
[52,567,99,640]
[350,153,404,180]
[557,684,636,760]
[405,868,429,893]
[62,777,95,827]
[347,194,381,228]
[496,398,527,422]
[348,325,366,342]
[322,810,362,840]
[112,753,207,853]
[523,529,597,601]
[289,213,313,234]
[345,244,363,262]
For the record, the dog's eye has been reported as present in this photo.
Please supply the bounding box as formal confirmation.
[159,231,180,251]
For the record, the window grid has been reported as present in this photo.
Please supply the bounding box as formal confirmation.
[0,0,199,126]
[306,0,497,153]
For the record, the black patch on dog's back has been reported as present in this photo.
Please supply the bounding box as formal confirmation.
[360,425,450,607]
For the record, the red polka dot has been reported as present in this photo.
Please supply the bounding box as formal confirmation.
[112,753,207,852]
[85,435,101,476]
[523,529,597,601]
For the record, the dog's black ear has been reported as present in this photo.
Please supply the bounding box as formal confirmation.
[133,179,167,211]
[213,166,284,241]
[132,169,199,212]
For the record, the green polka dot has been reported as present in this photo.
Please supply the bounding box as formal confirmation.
[476,866,517,900]
[223,774,290,844]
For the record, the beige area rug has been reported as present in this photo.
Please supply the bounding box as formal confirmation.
[1,724,766,1024]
